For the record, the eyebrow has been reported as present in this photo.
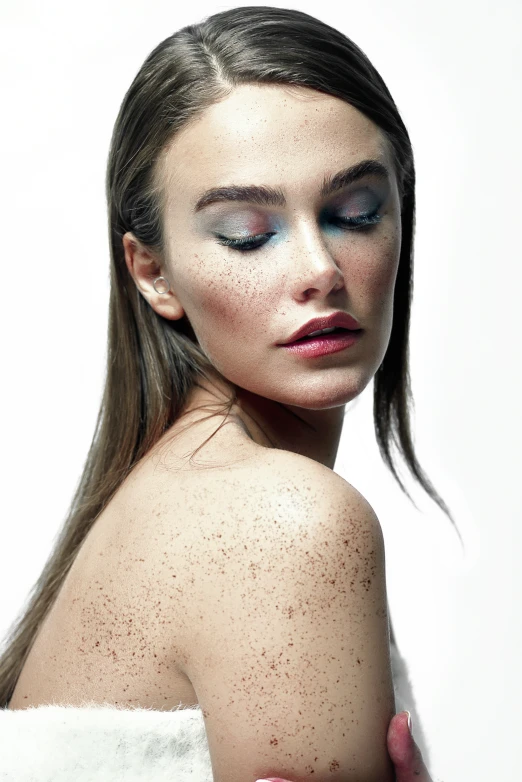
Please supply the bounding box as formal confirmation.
[193,159,390,213]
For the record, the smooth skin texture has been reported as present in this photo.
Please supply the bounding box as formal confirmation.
[121,84,417,782]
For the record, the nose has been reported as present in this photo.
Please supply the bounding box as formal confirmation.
[289,220,344,299]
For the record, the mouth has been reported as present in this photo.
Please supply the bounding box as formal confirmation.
[278,311,363,345]
[279,327,363,358]
[284,326,362,345]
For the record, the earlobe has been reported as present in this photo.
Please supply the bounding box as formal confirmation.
[148,283,186,323]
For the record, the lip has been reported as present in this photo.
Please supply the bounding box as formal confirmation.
[279,329,362,358]
[277,311,362,345]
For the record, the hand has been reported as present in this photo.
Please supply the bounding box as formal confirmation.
[386,710,433,781]
[256,710,433,782]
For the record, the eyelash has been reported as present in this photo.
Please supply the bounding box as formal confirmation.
[215,210,383,252]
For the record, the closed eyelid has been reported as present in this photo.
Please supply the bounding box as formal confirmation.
[327,184,387,210]
[206,187,387,233]
[206,198,386,241]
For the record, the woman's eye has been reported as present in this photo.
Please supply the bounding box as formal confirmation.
[334,209,383,231]
[215,210,382,253]
[216,231,277,252]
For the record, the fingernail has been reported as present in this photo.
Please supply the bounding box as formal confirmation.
[256,779,291,782]
[405,710,412,735]
[256,778,292,782]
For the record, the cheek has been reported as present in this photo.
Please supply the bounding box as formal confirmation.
[184,251,274,339]
[351,227,401,302]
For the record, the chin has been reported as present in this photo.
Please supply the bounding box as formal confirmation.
[276,381,369,411]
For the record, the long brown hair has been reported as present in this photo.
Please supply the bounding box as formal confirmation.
[0,5,462,708]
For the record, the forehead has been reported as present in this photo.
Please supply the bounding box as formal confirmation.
[159,84,392,207]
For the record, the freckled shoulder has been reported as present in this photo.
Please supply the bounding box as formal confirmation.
[175,447,394,782]
[236,446,377,528]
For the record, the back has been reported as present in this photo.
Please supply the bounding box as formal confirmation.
[179,450,396,782]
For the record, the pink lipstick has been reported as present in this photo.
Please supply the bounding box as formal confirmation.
[279,329,362,358]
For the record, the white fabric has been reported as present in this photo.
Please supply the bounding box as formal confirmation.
[0,640,430,780]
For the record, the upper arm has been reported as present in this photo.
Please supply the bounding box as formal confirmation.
[182,458,396,782]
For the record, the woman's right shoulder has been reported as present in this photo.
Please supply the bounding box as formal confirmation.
[244,447,380,532]
[193,446,387,582]
[177,447,394,782]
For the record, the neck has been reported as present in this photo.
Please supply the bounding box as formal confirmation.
[185,374,346,471]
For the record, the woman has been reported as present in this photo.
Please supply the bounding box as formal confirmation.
[0,6,454,780]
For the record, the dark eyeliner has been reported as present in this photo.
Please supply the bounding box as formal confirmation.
[334,209,382,229]
[215,231,276,251]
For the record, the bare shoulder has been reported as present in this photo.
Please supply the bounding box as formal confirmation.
[178,448,394,782]
[248,447,382,539]
[196,445,386,582]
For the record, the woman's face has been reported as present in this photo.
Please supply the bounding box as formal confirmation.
[155,83,402,411]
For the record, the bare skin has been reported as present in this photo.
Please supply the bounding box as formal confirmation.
[8,88,429,782]
[121,83,427,779]
[123,82,402,471]
[386,711,433,781]
[261,711,433,782]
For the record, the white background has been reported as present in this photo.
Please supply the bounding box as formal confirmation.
[1,1,520,780]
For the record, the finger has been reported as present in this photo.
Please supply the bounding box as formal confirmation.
[387,711,433,782]
[255,778,292,782]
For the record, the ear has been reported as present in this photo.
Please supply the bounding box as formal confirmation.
[122,232,185,322]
